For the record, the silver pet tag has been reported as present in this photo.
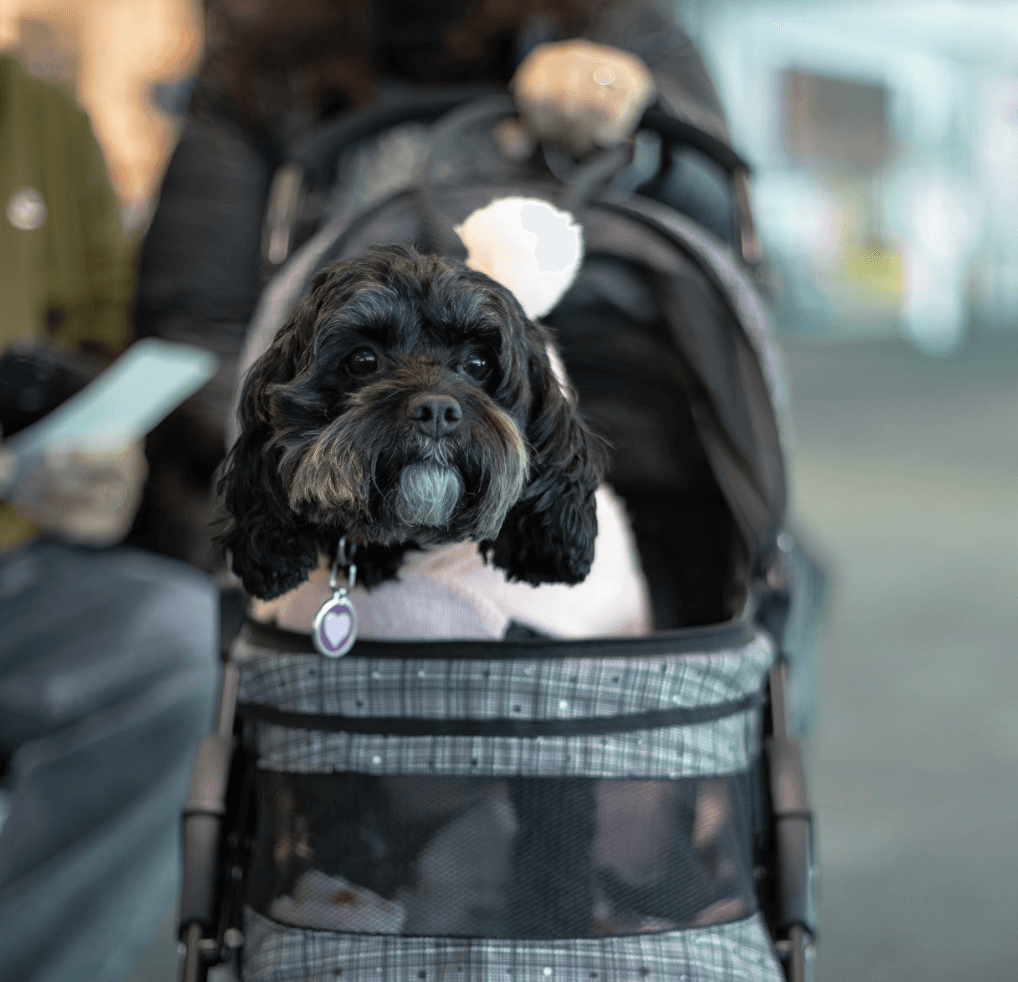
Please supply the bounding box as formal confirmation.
[312,539,358,658]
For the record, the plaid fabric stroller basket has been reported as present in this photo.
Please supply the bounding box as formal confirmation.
[179,93,820,982]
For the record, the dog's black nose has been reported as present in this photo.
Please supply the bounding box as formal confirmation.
[408,393,462,439]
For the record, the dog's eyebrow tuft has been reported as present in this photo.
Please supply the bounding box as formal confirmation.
[317,285,413,342]
[421,279,508,342]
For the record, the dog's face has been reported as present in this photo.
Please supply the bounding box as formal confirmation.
[218,245,607,600]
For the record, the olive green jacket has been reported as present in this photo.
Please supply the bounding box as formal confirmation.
[0,53,134,546]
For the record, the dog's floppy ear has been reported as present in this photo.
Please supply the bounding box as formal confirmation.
[484,341,608,585]
[215,296,322,600]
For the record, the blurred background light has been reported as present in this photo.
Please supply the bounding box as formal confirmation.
[1,0,202,232]
[679,0,1018,354]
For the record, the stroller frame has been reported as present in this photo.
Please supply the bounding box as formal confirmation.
[178,90,818,982]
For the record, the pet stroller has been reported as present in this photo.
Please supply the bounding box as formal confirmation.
[179,91,823,982]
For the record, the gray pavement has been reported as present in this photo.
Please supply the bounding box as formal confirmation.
[786,334,1018,981]
[126,333,1018,982]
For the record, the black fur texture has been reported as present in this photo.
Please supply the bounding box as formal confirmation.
[217,244,607,599]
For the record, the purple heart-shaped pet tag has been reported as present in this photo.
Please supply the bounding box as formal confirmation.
[312,595,358,657]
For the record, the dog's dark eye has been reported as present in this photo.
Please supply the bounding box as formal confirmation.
[462,354,491,381]
[346,349,378,377]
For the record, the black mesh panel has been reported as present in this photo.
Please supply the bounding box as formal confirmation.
[247,771,756,939]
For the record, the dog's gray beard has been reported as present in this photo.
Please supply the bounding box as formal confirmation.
[394,463,464,528]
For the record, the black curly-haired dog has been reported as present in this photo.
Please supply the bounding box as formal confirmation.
[217,243,608,600]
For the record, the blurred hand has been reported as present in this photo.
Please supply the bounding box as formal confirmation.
[4,442,147,547]
[511,39,656,158]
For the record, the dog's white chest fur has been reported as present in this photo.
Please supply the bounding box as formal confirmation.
[251,486,651,640]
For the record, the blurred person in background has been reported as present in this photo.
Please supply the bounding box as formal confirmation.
[133,0,741,572]
[0,51,217,982]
